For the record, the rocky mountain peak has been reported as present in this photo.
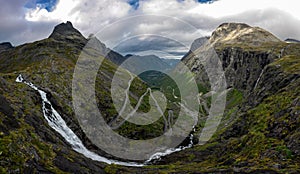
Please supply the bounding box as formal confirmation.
[210,22,282,46]
[48,21,86,42]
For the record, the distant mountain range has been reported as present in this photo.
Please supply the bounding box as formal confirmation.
[121,54,179,75]
[285,38,300,43]
[161,58,180,67]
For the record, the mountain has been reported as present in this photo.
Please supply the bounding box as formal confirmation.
[210,23,281,46]
[87,36,126,65]
[121,54,172,75]
[150,23,300,172]
[49,21,126,65]
[0,22,162,173]
[183,23,286,91]
[0,22,107,173]
[285,38,300,43]
[120,55,181,90]
[49,21,86,43]
[161,58,180,68]
[0,21,299,173]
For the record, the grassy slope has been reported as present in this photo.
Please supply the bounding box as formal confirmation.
[0,29,299,173]
[104,43,300,173]
[0,36,158,172]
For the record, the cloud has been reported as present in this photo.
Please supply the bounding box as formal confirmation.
[113,35,188,58]
[25,0,82,22]
[0,0,300,58]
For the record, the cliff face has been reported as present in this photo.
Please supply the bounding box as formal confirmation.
[153,23,300,173]
[218,47,276,93]
[183,23,287,94]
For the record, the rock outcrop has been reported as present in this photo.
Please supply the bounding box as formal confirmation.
[0,42,13,52]
[49,21,86,43]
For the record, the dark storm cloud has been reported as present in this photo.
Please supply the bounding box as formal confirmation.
[0,0,27,44]
[113,36,188,58]
[114,36,185,53]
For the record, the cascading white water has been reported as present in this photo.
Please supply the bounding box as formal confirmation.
[254,68,265,90]
[172,88,178,99]
[145,127,195,164]
[16,74,195,166]
[16,74,142,167]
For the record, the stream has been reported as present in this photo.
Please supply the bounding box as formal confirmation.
[16,74,195,167]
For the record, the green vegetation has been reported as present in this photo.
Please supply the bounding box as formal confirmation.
[225,88,243,109]
[109,81,299,173]
[0,119,63,173]
[272,55,300,74]
[1,22,300,173]
[215,41,288,54]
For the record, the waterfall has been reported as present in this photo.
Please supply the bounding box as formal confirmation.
[16,75,143,167]
[254,68,265,90]
[144,127,195,164]
[16,74,195,166]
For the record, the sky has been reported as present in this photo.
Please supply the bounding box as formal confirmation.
[1,0,300,59]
